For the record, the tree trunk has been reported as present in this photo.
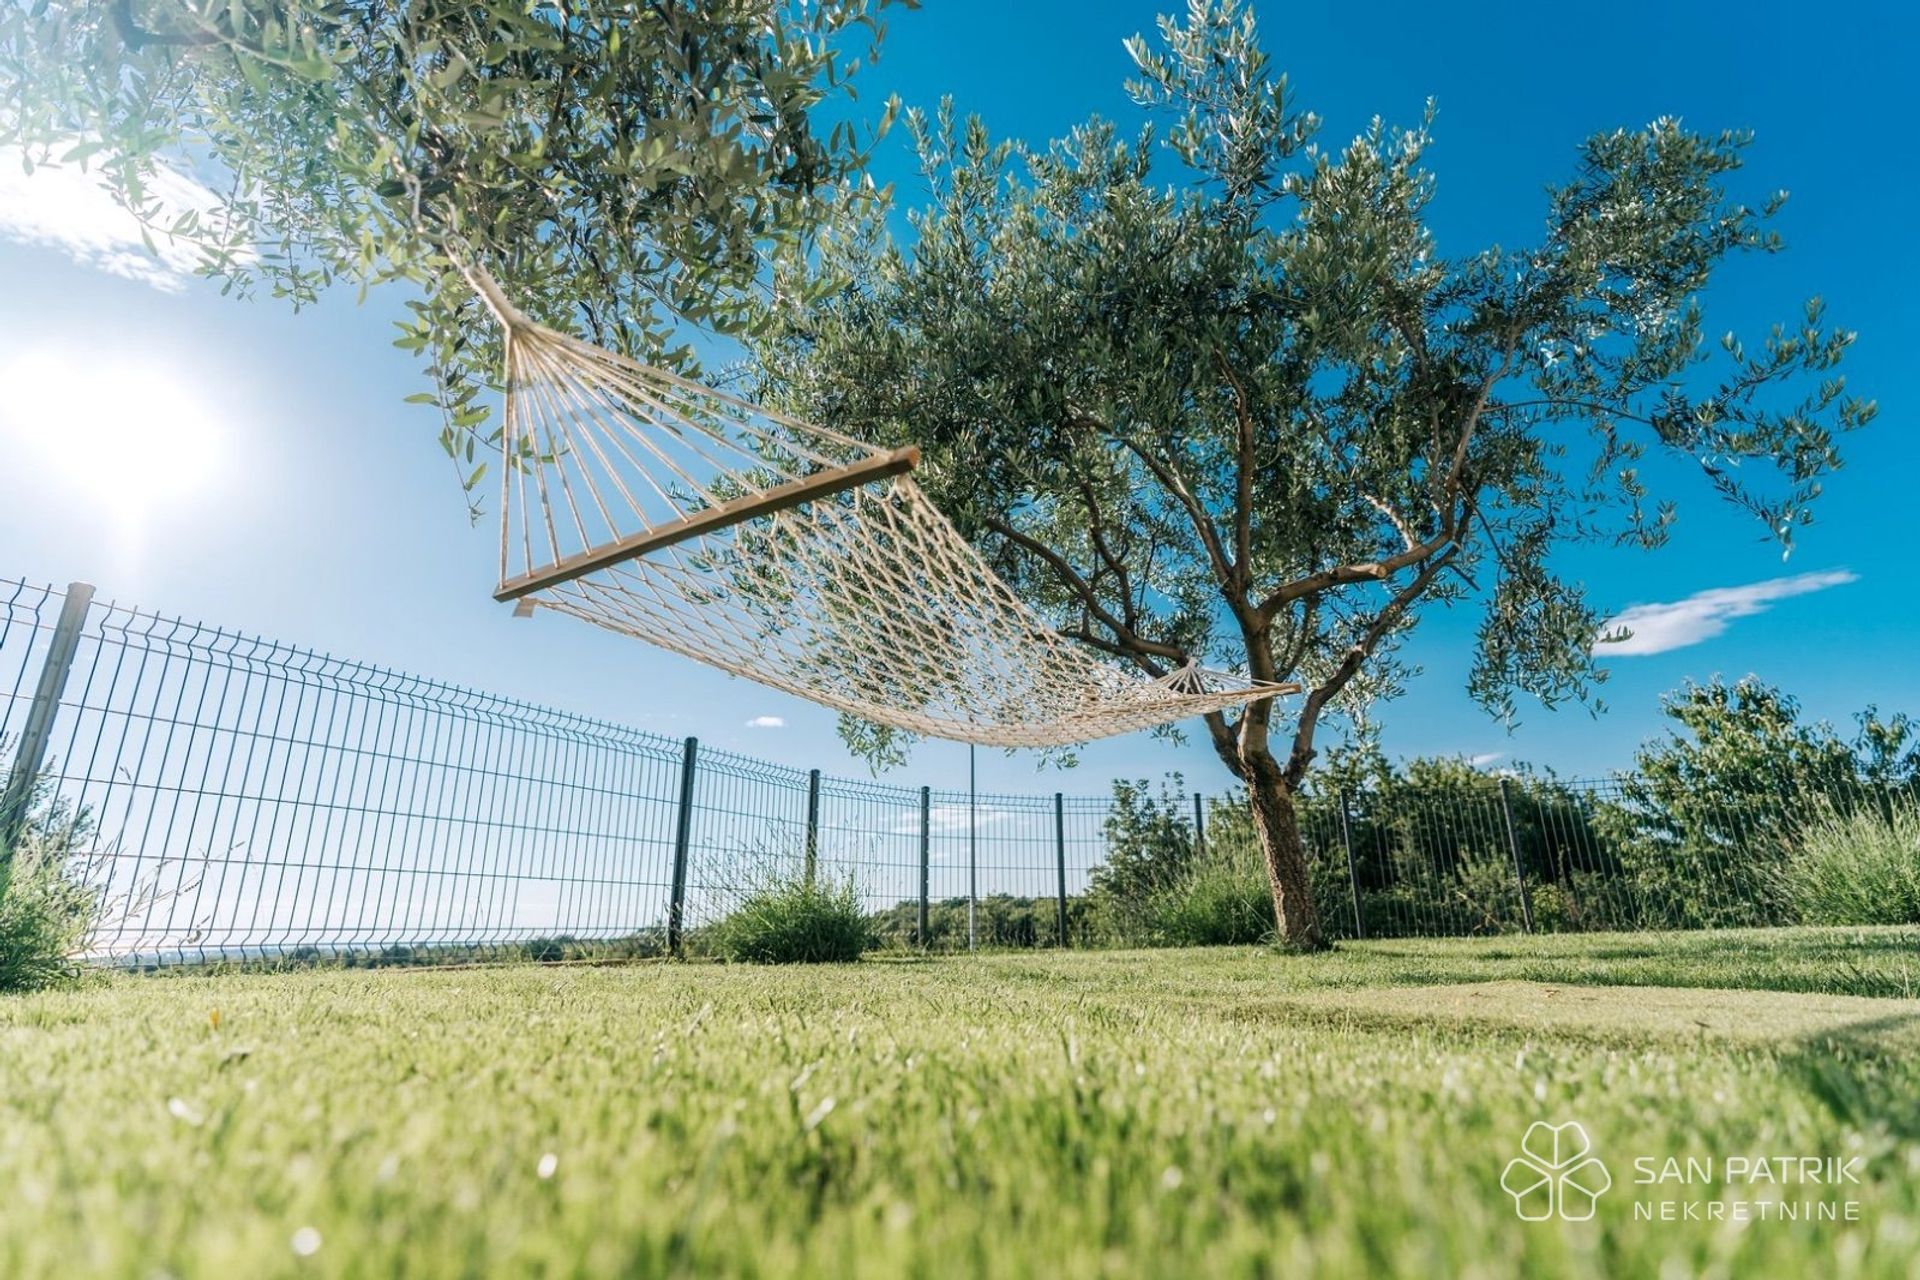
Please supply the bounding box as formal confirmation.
[1245,757,1326,951]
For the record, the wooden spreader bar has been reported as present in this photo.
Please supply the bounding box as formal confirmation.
[496,445,921,603]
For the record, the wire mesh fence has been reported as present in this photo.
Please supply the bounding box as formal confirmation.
[2,575,1914,966]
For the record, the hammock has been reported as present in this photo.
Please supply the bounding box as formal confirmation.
[457,260,1293,748]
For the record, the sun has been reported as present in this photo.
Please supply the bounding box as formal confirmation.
[0,345,227,520]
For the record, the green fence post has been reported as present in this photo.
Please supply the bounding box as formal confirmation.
[803,767,821,886]
[1053,792,1069,947]
[667,736,698,957]
[917,785,931,948]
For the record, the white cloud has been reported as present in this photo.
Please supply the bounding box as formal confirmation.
[1595,570,1857,657]
[893,804,1015,837]
[1468,753,1505,768]
[743,715,786,729]
[0,146,238,291]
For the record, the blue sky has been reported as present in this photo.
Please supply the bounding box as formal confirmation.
[0,0,1913,794]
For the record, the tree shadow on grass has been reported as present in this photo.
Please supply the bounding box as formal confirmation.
[1339,927,1919,999]
[1785,1009,1920,1144]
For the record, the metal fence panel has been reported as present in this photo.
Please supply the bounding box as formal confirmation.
[2,574,1910,965]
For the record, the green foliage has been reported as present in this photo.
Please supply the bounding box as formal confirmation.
[1141,834,1273,947]
[705,871,875,964]
[1356,854,1532,939]
[1775,802,1920,927]
[0,839,95,994]
[1,0,905,512]
[0,793,100,995]
[752,1,1874,911]
[1083,754,1638,943]
[1599,677,1920,928]
[263,934,668,971]
[867,894,1083,950]
[775,679,1920,958]
[1323,750,1613,896]
[1085,776,1197,938]
[1276,746,1629,936]
[1085,789,1274,946]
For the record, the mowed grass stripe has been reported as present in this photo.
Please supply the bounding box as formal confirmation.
[1241,980,1920,1050]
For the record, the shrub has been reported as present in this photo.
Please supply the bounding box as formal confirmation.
[707,872,875,964]
[1776,803,1920,926]
[1143,841,1273,947]
[1,829,100,993]
[1086,776,1199,941]
[1350,852,1526,938]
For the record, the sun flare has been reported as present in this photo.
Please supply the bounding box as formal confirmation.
[0,346,226,520]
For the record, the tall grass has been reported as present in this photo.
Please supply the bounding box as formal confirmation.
[1777,801,1920,927]
[705,870,876,963]
[1142,841,1274,947]
[0,830,99,993]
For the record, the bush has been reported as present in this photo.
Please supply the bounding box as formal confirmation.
[1776,803,1920,926]
[1143,842,1274,947]
[1,830,99,993]
[707,872,875,964]
[1350,852,1526,938]
[1086,776,1200,941]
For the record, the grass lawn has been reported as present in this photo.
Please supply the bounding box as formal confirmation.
[4,928,1919,1278]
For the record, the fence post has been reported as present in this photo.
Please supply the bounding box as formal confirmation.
[0,582,94,901]
[967,744,977,953]
[667,736,698,957]
[1338,788,1365,940]
[1498,777,1535,933]
[1054,792,1069,948]
[803,767,821,886]
[917,785,931,948]
[1192,791,1205,860]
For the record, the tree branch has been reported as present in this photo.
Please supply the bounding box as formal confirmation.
[1072,472,1142,635]
[1215,350,1257,590]
[1253,524,1459,621]
[1200,708,1249,781]
[1116,436,1242,606]
[1439,342,1516,501]
[1252,344,1507,626]
[1359,490,1419,553]
[1282,540,1464,785]
[984,516,1187,669]
[1059,628,1173,678]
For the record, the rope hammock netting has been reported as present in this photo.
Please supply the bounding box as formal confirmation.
[458,261,1294,748]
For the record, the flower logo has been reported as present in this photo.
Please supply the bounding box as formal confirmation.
[1501,1121,1612,1221]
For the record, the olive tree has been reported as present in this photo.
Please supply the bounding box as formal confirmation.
[754,1,1874,947]
[1,0,905,508]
